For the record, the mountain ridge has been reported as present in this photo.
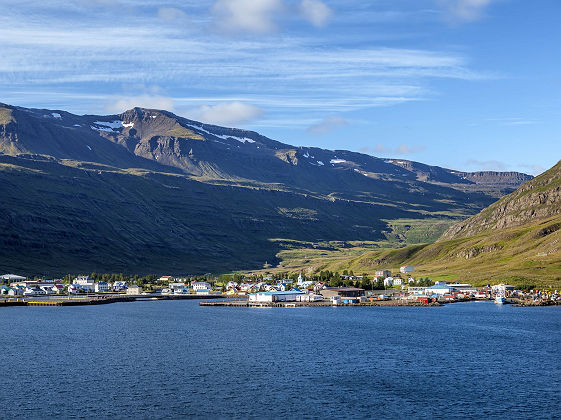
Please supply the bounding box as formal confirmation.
[0,102,534,275]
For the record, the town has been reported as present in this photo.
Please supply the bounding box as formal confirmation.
[1,265,560,307]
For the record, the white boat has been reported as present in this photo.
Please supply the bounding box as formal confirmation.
[495,289,507,304]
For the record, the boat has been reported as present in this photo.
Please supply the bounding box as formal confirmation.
[495,289,507,304]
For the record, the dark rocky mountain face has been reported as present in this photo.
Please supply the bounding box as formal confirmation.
[441,161,561,240]
[0,103,533,275]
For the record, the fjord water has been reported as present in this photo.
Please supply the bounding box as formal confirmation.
[2,301,560,419]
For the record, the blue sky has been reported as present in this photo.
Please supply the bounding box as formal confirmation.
[1,0,559,174]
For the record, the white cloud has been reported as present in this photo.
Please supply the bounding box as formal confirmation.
[104,94,175,113]
[211,0,284,34]
[518,164,545,176]
[157,7,189,23]
[187,102,264,126]
[300,0,332,27]
[437,0,494,22]
[307,115,347,135]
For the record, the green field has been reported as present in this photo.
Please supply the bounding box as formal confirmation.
[249,215,561,289]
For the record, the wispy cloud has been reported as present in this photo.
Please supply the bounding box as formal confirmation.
[437,0,494,22]
[300,0,333,27]
[157,7,190,23]
[211,0,284,34]
[186,101,264,126]
[307,115,347,135]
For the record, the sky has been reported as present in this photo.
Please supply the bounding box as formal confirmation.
[0,0,559,175]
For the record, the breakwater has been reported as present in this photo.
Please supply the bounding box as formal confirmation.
[200,299,444,308]
[0,293,232,307]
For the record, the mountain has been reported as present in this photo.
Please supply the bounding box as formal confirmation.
[0,103,532,276]
[284,161,560,288]
[441,160,561,240]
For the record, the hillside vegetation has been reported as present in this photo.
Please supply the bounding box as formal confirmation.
[0,103,533,276]
[259,161,561,288]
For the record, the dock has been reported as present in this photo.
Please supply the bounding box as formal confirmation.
[200,300,443,308]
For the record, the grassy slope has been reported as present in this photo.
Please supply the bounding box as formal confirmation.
[252,216,561,288]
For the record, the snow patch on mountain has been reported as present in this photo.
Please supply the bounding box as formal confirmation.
[186,124,256,143]
[330,159,346,164]
[52,113,61,119]
[91,120,133,132]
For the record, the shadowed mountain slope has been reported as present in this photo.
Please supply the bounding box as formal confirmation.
[0,103,533,275]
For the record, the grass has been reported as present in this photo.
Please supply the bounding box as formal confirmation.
[0,107,14,125]
[245,215,561,288]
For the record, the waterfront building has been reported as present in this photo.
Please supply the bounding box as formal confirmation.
[425,284,457,296]
[73,276,95,291]
[192,282,212,292]
[296,293,323,302]
[320,287,365,299]
[169,282,186,293]
[127,285,142,295]
[400,265,415,274]
[375,270,391,278]
[94,282,110,293]
[112,281,128,291]
[249,290,306,302]
[68,284,81,294]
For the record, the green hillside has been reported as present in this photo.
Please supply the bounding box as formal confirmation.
[258,161,561,289]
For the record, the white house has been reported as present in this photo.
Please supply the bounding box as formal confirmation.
[68,284,81,294]
[376,270,392,278]
[192,282,212,292]
[400,265,414,274]
[94,282,110,293]
[159,275,173,282]
[383,277,394,287]
[127,285,142,295]
[73,276,94,291]
[393,278,403,286]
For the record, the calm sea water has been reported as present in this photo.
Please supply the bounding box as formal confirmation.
[1,300,560,419]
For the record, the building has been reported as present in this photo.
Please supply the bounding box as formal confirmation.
[73,276,95,291]
[127,285,142,295]
[296,294,323,302]
[383,277,394,287]
[169,282,187,293]
[192,282,212,292]
[320,287,365,299]
[393,278,403,286]
[159,275,173,282]
[113,281,128,291]
[249,290,305,302]
[448,283,477,294]
[400,265,414,274]
[94,282,110,293]
[425,284,457,296]
[407,286,426,295]
[0,274,26,282]
[375,270,391,278]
